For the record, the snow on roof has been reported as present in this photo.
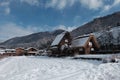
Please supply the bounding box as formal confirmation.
[111,26,120,39]
[26,47,38,50]
[15,47,25,50]
[0,50,5,54]
[5,49,15,51]
[71,36,89,47]
[51,32,66,46]
[0,49,16,54]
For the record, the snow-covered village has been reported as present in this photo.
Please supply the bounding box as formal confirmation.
[0,0,120,80]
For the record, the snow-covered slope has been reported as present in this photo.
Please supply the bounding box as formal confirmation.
[94,26,120,45]
[0,56,120,80]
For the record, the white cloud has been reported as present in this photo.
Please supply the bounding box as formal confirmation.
[46,0,76,10]
[103,0,120,11]
[0,23,76,41]
[0,23,38,41]
[53,25,77,31]
[5,7,10,15]
[79,0,103,10]
[46,0,104,10]
[113,0,120,6]
[57,0,67,10]
[0,1,10,15]
[20,0,40,6]
[0,1,10,6]
[103,5,111,11]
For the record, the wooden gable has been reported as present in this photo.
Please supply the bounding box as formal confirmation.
[84,35,100,49]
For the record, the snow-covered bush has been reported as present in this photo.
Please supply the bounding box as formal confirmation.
[102,55,119,63]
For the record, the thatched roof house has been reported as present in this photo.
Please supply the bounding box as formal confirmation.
[71,34,100,54]
[50,31,72,56]
[51,31,71,46]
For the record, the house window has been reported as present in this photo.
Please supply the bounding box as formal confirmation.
[65,39,68,43]
[79,48,83,51]
[91,48,94,51]
[89,42,92,47]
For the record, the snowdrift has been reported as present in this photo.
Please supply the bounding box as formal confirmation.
[0,56,120,80]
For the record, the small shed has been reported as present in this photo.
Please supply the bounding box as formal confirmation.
[71,34,100,55]
[26,47,38,55]
[50,31,72,56]
[16,47,26,56]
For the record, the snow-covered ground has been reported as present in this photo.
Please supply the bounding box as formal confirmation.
[74,53,120,59]
[0,56,120,80]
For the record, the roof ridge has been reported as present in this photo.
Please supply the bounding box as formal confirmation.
[73,33,94,40]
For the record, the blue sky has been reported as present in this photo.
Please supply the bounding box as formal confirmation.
[0,0,120,41]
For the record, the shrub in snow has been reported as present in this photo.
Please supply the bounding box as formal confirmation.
[102,55,119,63]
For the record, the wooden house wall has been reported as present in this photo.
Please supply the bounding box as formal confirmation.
[83,36,98,54]
[16,48,25,56]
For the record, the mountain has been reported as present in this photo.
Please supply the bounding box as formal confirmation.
[1,11,120,49]
[70,11,120,50]
[0,40,3,43]
[0,29,65,49]
[94,26,120,49]
[71,11,120,37]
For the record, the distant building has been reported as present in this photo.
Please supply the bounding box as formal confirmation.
[5,49,16,53]
[26,47,38,55]
[16,47,26,56]
[71,34,100,55]
[0,49,16,56]
[0,49,5,55]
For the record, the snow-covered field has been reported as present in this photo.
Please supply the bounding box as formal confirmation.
[74,54,120,59]
[0,56,120,80]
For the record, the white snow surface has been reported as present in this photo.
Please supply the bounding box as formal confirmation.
[0,56,120,80]
[74,54,120,59]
